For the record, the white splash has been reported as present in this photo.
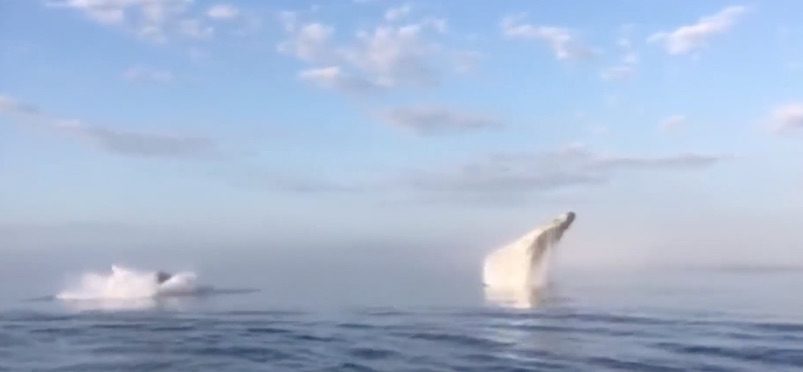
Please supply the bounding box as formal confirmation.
[483,212,576,297]
[57,265,198,301]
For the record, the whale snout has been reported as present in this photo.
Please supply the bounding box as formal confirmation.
[562,211,576,228]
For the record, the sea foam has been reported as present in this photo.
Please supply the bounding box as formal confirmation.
[57,265,198,301]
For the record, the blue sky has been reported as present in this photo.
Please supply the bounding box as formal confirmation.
[2,0,803,266]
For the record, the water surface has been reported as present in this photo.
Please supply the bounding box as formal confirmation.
[2,263,802,371]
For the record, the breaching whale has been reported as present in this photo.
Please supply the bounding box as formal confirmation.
[482,212,576,290]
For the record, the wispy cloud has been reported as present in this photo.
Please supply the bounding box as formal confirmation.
[602,29,639,81]
[298,66,386,93]
[648,5,747,55]
[380,106,502,136]
[0,94,215,158]
[57,121,215,158]
[122,66,175,84]
[772,102,803,132]
[500,14,593,61]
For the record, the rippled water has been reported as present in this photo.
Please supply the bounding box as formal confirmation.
[2,267,803,370]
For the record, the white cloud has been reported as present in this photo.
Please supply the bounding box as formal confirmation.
[772,103,803,132]
[122,66,175,83]
[660,114,686,131]
[278,12,454,93]
[206,4,239,20]
[380,106,502,136]
[500,15,592,60]
[345,21,444,87]
[648,5,747,55]
[47,0,218,43]
[385,4,411,22]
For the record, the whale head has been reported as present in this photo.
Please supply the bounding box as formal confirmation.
[562,211,576,228]
[554,211,575,231]
[547,211,576,243]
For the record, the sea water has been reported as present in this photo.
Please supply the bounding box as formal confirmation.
[1,255,803,371]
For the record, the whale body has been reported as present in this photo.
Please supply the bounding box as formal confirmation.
[482,212,576,290]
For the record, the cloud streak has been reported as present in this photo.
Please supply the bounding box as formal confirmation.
[57,121,215,158]
[0,94,215,158]
[298,66,386,93]
[404,145,724,201]
[380,106,502,136]
[648,5,746,55]
[223,169,367,194]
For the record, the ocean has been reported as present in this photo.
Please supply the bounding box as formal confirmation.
[2,259,803,371]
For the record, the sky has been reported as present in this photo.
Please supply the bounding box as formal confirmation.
[2,0,803,270]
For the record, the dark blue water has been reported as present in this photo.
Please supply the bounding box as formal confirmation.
[2,266,803,371]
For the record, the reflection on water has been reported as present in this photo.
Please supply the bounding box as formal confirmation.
[59,297,185,311]
[483,285,543,309]
[56,288,260,311]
